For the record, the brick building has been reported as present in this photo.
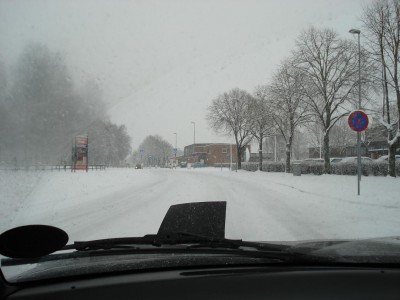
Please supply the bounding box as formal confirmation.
[182,143,250,166]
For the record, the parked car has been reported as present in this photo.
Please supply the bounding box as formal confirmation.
[374,155,400,162]
[192,162,206,168]
[301,158,324,164]
[135,164,142,169]
[330,157,343,164]
[338,157,374,164]
[298,158,342,164]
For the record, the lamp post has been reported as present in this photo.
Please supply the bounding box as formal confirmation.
[349,28,361,196]
[173,133,177,158]
[191,121,196,145]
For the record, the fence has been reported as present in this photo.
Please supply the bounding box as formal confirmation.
[0,164,106,171]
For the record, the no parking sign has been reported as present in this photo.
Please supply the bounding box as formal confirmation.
[348,111,369,132]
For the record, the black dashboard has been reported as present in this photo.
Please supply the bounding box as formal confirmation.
[2,265,400,299]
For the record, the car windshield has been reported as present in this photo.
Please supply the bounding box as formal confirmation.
[1,0,400,283]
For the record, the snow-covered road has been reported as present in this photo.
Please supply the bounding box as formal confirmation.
[2,168,400,242]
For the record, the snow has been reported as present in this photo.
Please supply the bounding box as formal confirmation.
[1,168,400,243]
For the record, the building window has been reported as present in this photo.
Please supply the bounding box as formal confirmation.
[208,149,210,154]
[222,148,227,153]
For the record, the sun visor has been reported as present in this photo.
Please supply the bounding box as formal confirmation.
[157,202,226,238]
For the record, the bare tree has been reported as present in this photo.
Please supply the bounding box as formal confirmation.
[138,135,172,167]
[329,118,355,156]
[87,120,132,166]
[129,150,141,166]
[2,43,132,167]
[207,88,253,169]
[9,43,77,164]
[292,27,361,173]
[248,89,276,171]
[266,61,312,172]
[304,120,323,156]
[362,0,400,177]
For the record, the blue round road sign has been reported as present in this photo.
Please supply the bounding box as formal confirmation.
[348,110,369,132]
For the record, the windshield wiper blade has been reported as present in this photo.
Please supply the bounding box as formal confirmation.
[155,232,292,252]
[63,235,158,251]
[1,234,329,267]
[63,232,292,254]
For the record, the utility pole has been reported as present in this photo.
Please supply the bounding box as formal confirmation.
[230,143,232,171]
[191,121,196,145]
[173,133,177,168]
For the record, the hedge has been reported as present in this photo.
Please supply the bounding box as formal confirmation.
[241,161,400,176]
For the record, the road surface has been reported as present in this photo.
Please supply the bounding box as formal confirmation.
[3,168,400,242]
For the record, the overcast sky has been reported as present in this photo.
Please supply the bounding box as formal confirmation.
[0,0,366,149]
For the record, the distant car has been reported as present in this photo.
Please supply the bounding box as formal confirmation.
[302,158,324,164]
[338,157,373,164]
[299,158,342,164]
[330,158,343,163]
[374,155,400,162]
[135,164,142,169]
[192,162,206,168]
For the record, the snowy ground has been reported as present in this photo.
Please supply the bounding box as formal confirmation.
[1,168,400,243]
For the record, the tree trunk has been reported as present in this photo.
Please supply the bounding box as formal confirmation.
[323,132,331,174]
[285,143,291,173]
[237,145,242,169]
[286,119,295,173]
[258,136,263,171]
[388,143,396,177]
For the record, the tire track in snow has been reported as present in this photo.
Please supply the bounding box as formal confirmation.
[182,170,325,241]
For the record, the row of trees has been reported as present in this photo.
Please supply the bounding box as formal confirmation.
[0,43,131,167]
[208,0,400,177]
[207,27,361,172]
[362,0,400,177]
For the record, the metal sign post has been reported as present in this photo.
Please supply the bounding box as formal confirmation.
[230,143,232,171]
[140,149,144,165]
[348,110,369,195]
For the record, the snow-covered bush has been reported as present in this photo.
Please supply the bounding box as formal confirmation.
[241,162,258,172]
[331,162,400,176]
[331,162,371,176]
[331,162,357,175]
[243,161,400,176]
[299,163,324,175]
[367,162,400,176]
[367,162,387,176]
[262,162,286,172]
[241,162,286,172]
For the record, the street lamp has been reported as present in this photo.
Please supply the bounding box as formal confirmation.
[349,28,362,195]
[191,121,196,145]
[173,133,177,158]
